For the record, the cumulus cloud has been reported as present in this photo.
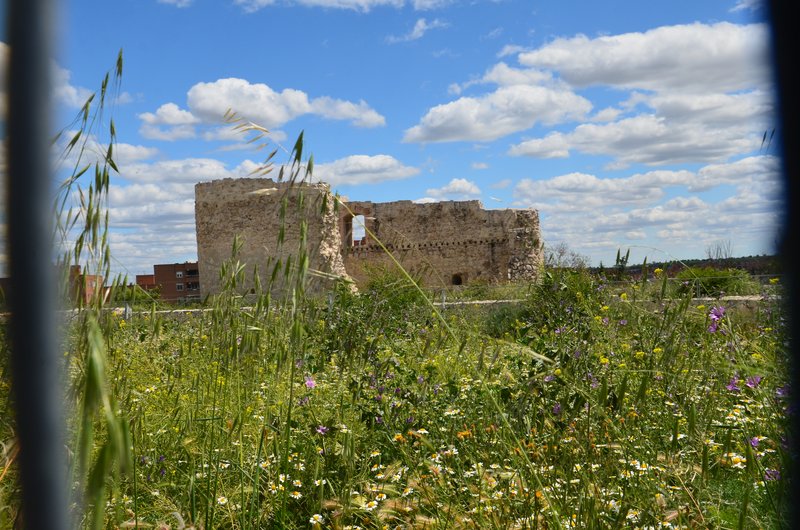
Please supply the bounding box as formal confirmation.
[509,110,766,166]
[518,22,770,93]
[471,162,488,170]
[425,178,481,200]
[387,18,449,43]
[404,85,591,143]
[512,155,781,264]
[52,64,93,108]
[312,155,419,186]
[138,78,385,141]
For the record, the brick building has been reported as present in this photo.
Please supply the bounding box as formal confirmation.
[151,262,201,303]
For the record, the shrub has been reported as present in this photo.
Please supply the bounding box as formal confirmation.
[676,266,758,297]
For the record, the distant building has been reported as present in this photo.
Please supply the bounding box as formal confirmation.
[152,262,201,303]
[135,274,156,291]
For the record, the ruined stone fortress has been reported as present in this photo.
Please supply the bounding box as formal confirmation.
[195,178,543,297]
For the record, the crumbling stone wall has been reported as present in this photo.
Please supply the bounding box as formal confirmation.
[195,178,348,298]
[195,178,542,297]
[339,199,542,288]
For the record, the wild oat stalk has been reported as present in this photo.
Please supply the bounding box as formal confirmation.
[52,49,131,529]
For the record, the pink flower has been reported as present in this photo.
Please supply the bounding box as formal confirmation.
[304,376,316,389]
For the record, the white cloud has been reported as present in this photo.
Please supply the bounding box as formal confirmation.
[139,103,200,125]
[509,111,765,166]
[413,0,453,9]
[310,97,386,127]
[730,0,762,12]
[286,0,404,10]
[233,0,275,12]
[312,155,419,186]
[137,78,385,143]
[511,156,781,264]
[187,78,384,129]
[52,64,93,108]
[471,162,489,170]
[387,18,449,43]
[519,22,770,93]
[158,0,194,6]
[139,124,198,141]
[496,44,529,58]
[404,85,591,143]
[425,178,481,200]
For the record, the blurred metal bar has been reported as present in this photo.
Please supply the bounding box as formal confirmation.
[6,0,69,528]
[767,1,800,526]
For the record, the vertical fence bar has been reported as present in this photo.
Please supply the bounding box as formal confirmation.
[767,1,800,525]
[6,0,69,528]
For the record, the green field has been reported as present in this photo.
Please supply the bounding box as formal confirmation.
[1,263,790,529]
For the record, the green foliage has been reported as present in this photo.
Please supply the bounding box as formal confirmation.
[676,266,760,297]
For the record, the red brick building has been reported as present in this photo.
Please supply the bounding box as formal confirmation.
[152,262,201,303]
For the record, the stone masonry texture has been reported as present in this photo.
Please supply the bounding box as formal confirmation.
[195,178,543,297]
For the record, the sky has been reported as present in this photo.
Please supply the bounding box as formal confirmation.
[0,0,782,276]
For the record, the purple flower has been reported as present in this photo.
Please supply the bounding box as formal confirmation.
[298,396,311,406]
[316,425,329,435]
[708,306,726,333]
[304,376,316,389]
[618,319,628,326]
[726,377,741,393]
[764,468,781,481]
[375,416,383,424]
[552,402,562,415]
[750,437,760,448]
[417,375,425,384]
[777,385,790,399]
[544,375,555,383]
[746,375,763,389]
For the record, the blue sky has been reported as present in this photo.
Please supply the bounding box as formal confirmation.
[2,0,779,275]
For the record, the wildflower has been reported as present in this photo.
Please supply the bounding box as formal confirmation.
[708,306,726,333]
[316,425,329,435]
[365,500,378,511]
[217,495,228,505]
[769,277,780,284]
[553,402,562,415]
[765,468,781,481]
[304,376,316,389]
[620,293,628,301]
[746,375,763,389]
[290,491,303,499]
[618,319,627,326]
[726,377,741,393]
[309,513,325,525]
[654,268,664,276]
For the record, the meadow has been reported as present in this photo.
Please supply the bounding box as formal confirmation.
[1,255,792,529]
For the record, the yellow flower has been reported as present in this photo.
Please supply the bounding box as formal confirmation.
[634,351,645,360]
[653,268,664,276]
[600,357,610,365]
[652,347,663,354]
[770,277,780,284]
[601,305,609,311]
[620,293,628,301]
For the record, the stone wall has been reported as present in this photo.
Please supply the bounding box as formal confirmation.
[195,178,347,297]
[339,199,542,288]
[195,178,542,296]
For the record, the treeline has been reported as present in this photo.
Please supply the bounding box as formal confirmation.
[592,254,783,278]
